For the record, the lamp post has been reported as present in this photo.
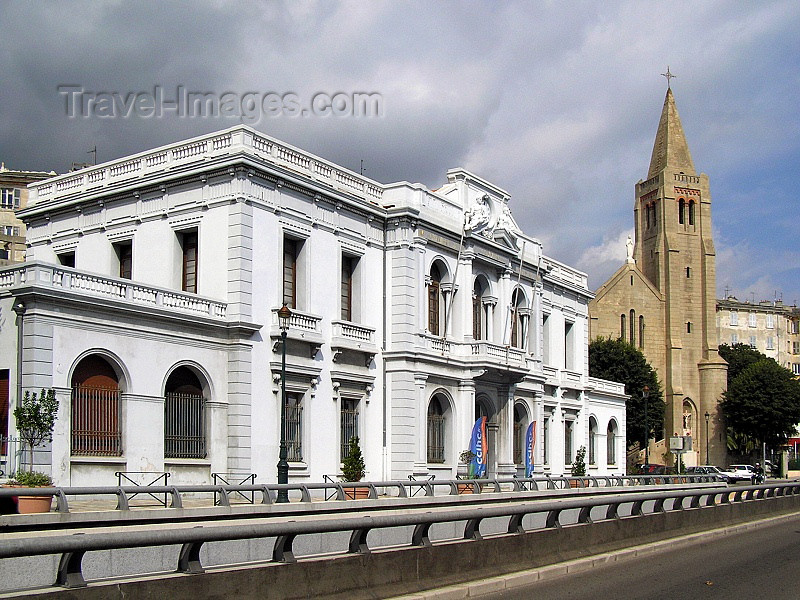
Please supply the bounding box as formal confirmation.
[704,411,710,465]
[277,303,292,503]
[643,385,649,466]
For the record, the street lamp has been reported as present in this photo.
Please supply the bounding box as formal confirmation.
[643,385,649,466]
[705,411,710,465]
[277,303,292,503]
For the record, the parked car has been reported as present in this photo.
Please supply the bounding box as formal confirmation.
[727,464,755,482]
[636,464,667,475]
[685,465,731,482]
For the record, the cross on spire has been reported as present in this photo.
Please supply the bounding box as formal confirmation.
[661,66,676,89]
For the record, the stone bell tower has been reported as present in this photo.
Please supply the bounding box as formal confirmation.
[633,80,728,466]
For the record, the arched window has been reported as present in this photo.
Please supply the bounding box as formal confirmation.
[629,309,636,346]
[607,420,617,465]
[164,367,206,459]
[620,314,626,341]
[588,416,598,465]
[688,200,695,226]
[678,199,685,225]
[639,315,645,349]
[645,203,650,229]
[427,396,446,464]
[428,264,442,335]
[71,355,122,456]
[510,288,525,349]
[472,278,484,340]
[513,403,527,465]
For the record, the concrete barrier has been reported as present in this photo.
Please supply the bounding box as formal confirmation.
[5,489,800,599]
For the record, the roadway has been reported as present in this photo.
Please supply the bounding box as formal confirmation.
[413,512,800,600]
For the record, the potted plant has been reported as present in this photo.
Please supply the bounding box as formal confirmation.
[341,437,368,499]
[457,450,478,494]
[8,470,53,513]
[10,388,58,513]
[569,446,587,488]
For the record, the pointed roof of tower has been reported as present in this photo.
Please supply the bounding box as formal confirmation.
[647,88,695,179]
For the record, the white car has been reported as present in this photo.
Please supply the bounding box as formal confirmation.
[727,464,755,482]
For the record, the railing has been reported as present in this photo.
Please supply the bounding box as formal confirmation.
[115,472,170,507]
[27,126,385,207]
[331,320,375,344]
[0,436,21,477]
[270,306,322,335]
[0,474,726,514]
[0,480,796,590]
[0,262,227,321]
[211,473,257,505]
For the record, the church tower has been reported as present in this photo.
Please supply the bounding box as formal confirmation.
[590,81,728,467]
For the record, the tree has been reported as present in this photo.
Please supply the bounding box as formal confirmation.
[589,337,663,449]
[12,388,58,472]
[720,358,800,450]
[718,343,767,382]
[341,436,365,482]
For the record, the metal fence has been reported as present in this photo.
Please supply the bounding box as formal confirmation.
[0,435,21,477]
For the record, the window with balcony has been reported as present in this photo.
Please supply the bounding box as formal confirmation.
[180,230,198,293]
[58,251,76,268]
[472,277,489,341]
[115,241,133,280]
[428,262,446,336]
[564,321,575,370]
[341,254,353,321]
[510,288,526,349]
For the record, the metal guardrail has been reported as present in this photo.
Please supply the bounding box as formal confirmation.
[115,471,170,507]
[0,474,724,513]
[0,481,797,590]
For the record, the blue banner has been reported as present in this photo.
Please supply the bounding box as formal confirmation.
[525,421,536,477]
[469,417,488,478]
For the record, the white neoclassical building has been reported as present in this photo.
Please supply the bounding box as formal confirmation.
[0,126,626,486]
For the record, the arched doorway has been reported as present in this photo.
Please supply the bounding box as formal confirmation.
[71,354,122,456]
[164,366,207,459]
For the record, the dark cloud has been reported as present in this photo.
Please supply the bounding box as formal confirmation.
[1,1,798,303]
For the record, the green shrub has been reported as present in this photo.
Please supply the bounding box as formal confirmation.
[11,470,53,487]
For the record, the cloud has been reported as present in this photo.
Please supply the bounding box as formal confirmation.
[1,1,798,302]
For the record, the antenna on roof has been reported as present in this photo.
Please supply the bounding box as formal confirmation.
[360,159,365,175]
[88,146,97,166]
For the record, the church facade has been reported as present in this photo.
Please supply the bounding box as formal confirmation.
[0,126,626,486]
[590,88,728,467]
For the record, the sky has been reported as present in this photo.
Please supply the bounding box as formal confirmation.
[1,0,798,304]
